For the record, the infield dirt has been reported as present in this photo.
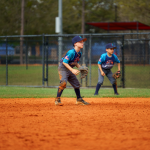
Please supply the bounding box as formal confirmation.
[0,98,150,150]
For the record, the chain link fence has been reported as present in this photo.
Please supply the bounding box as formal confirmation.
[0,33,150,88]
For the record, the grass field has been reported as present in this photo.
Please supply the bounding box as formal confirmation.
[0,64,150,88]
[0,86,150,98]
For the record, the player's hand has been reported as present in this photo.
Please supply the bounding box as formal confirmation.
[101,71,105,76]
[72,69,80,75]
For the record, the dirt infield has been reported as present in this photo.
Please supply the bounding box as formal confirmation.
[0,98,150,150]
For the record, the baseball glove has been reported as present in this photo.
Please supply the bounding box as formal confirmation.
[112,71,121,79]
[79,66,88,79]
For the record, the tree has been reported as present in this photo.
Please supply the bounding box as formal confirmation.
[0,0,120,36]
[0,0,21,35]
[115,0,150,25]
[62,0,116,34]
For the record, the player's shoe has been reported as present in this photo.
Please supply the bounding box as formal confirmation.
[76,97,90,105]
[55,97,63,106]
[114,92,119,95]
[94,93,98,95]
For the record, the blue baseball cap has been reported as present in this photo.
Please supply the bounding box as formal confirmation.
[72,36,87,46]
[106,43,116,49]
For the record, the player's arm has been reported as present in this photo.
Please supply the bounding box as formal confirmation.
[98,54,105,76]
[63,62,80,75]
[117,63,120,72]
[98,64,105,76]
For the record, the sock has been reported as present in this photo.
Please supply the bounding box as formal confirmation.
[74,88,81,99]
[57,88,64,97]
[95,83,101,94]
[112,83,117,93]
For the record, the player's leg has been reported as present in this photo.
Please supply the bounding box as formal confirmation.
[68,73,90,105]
[112,80,119,95]
[107,70,119,95]
[55,70,68,106]
[94,69,104,95]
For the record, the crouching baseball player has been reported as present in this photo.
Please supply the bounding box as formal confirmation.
[94,43,121,95]
[55,36,90,106]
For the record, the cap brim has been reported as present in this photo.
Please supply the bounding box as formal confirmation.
[73,38,87,46]
[82,38,87,42]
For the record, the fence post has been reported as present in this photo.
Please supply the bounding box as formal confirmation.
[46,37,49,86]
[25,40,28,70]
[89,35,92,87]
[6,37,8,86]
[42,34,45,87]
[121,35,125,88]
[58,36,62,65]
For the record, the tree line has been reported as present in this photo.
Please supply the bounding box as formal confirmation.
[0,0,150,36]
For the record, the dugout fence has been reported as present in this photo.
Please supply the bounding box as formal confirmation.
[0,33,150,88]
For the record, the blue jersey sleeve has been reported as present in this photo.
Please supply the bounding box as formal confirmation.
[113,54,120,63]
[98,53,106,64]
[63,50,75,64]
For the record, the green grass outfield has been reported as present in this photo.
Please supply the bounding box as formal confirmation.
[0,86,150,98]
[0,64,150,88]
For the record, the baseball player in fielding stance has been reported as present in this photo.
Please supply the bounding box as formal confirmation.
[94,43,120,95]
[55,36,90,106]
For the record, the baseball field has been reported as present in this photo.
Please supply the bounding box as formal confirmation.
[0,87,150,150]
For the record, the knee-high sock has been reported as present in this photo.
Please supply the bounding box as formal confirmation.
[57,88,64,97]
[74,88,81,99]
[112,82,117,93]
[95,83,101,94]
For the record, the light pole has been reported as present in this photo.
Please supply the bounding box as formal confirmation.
[58,0,63,64]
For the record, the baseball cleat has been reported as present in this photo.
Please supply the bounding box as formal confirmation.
[76,98,90,105]
[55,97,63,106]
[114,93,119,95]
[94,93,98,95]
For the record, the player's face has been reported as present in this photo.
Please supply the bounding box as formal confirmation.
[106,48,114,55]
[75,40,84,48]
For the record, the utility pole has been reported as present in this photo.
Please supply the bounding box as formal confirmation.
[58,0,63,64]
[20,0,24,64]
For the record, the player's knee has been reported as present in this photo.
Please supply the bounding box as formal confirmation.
[59,80,67,90]
[98,82,103,85]
[73,84,80,89]
[73,83,80,89]
[112,80,117,85]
